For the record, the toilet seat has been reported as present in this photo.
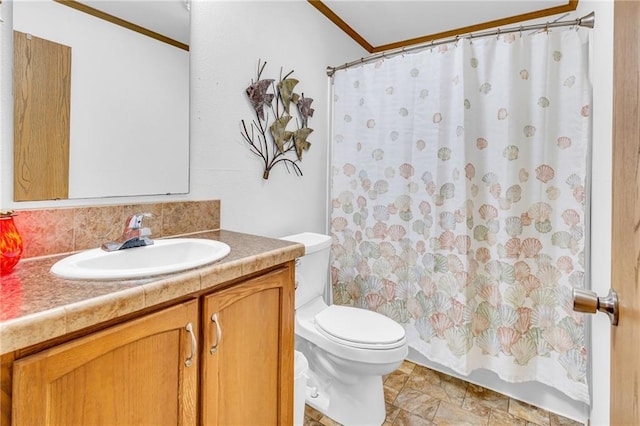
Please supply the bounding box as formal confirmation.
[314,305,406,350]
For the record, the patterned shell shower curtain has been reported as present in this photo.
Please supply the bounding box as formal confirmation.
[330,28,591,404]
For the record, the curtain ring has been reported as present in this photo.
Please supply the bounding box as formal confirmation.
[454,35,459,46]
[496,28,501,40]
[519,26,523,38]
[430,40,434,52]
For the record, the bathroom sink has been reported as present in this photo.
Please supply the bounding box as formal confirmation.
[51,238,231,280]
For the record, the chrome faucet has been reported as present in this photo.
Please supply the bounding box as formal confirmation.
[101,213,154,252]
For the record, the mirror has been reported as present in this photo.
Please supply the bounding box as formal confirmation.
[12,0,190,201]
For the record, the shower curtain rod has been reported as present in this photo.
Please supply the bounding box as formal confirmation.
[326,11,595,77]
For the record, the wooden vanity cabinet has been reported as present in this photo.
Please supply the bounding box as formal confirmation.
[11,300,200,425]
[5,263,295,426]
[201,266,295,425]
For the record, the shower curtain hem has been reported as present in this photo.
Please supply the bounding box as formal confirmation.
[407,337,591,405]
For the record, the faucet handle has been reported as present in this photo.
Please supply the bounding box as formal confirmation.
[125,213,152,231]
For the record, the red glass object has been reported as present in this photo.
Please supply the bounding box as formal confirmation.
[1,214,23,274]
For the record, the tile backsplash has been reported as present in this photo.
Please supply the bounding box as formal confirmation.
[13,200,220,259]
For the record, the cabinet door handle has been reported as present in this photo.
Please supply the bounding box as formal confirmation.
[210,313,222,354]
[185,322,197,367]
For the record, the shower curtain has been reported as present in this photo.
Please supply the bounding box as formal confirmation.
[329,28,591,404]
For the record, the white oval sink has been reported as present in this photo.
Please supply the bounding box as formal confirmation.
[51,238,230,280]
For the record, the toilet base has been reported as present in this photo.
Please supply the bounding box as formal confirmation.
[304,367,386,426]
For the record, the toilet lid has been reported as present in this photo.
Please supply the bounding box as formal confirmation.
[314,305,406,350]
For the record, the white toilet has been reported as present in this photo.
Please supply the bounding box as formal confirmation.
[281,232,408,426]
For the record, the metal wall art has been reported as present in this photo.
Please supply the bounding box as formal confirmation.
[242,60,314,179]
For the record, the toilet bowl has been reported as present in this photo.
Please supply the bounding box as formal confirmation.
[281,232,408,426]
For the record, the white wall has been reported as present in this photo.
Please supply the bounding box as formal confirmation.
[583,0,614,424]
[0,2,10,206]
[187,0,365,238]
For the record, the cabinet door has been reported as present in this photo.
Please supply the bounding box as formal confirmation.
[12,300,199,425]
[202,266,295,426]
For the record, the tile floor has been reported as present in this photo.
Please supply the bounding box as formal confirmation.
[303,360,584,426]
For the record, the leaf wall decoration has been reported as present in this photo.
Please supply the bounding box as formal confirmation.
[239,60,314,179]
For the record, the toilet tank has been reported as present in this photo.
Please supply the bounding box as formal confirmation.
[280,232,332,309]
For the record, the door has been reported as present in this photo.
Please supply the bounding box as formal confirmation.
[610,0,640,424]
[12,300,199,425]
[201,267,295,426]
[13,30,71,201]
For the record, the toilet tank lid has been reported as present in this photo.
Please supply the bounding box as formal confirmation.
[280,232,332,253]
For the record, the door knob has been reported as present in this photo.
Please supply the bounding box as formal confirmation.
[572,288,619,326]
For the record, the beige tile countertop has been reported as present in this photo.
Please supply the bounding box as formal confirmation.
[0,230,305,355]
